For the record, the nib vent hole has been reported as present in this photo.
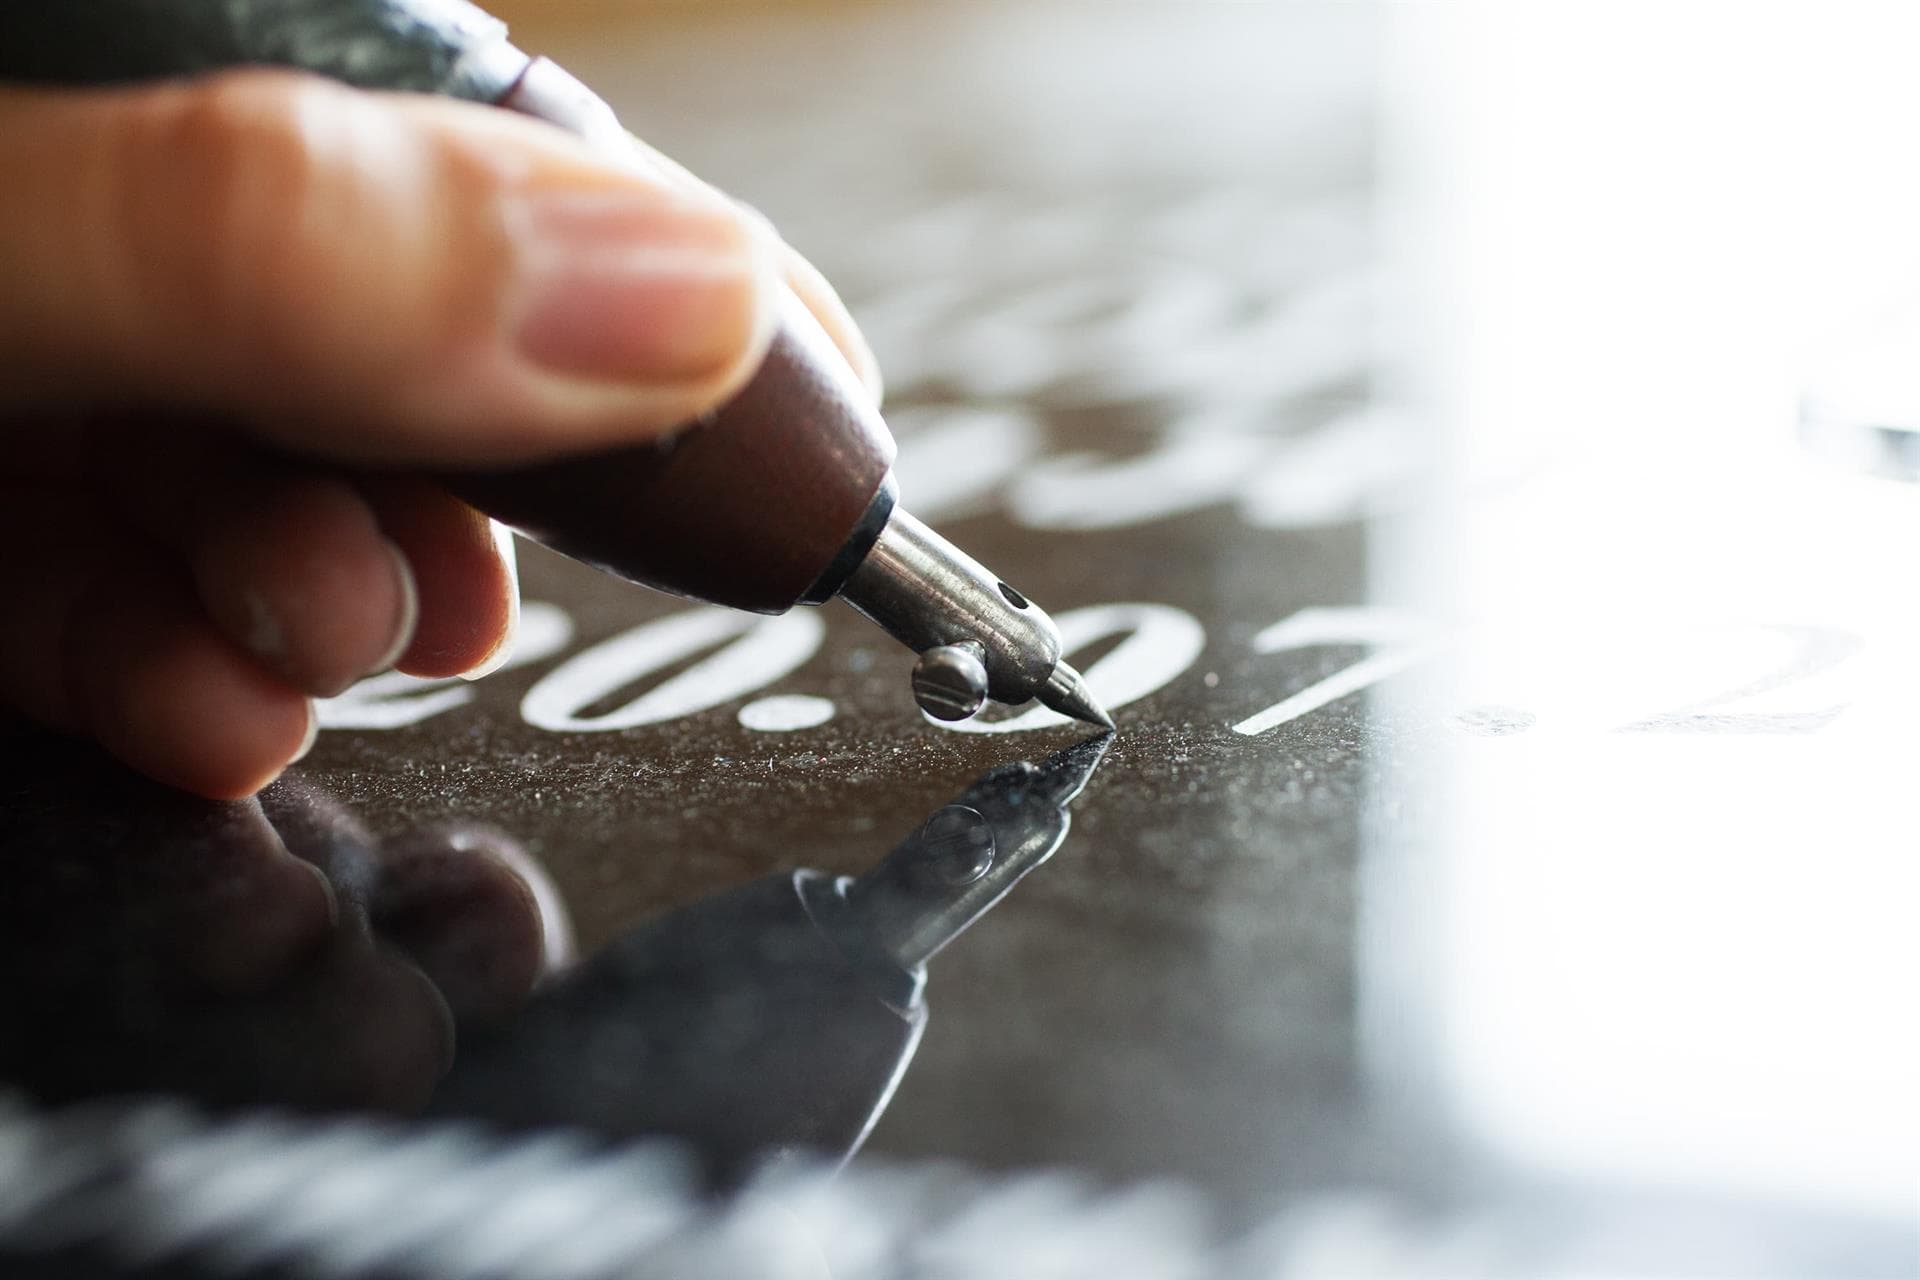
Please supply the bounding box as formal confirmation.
[998,582,1029,609]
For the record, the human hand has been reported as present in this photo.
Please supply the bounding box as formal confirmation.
[0,70,880,799]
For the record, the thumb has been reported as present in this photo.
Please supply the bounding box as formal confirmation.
[0,71,781,465]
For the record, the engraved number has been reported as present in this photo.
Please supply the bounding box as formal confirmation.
[315,602,575,731]
[1231,606,1437,737]
[520,608,823,733]
[936,602,1205,734]
[1619,624,1862,734]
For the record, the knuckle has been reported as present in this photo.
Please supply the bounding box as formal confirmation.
[112,72,372,372]
[85,72,537,441]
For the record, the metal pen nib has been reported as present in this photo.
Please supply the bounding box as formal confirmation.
[839,507,1114,727]
[1038,661,1114,729]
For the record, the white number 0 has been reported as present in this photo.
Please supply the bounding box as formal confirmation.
[935,602,1205,734]
[521,608,824,733]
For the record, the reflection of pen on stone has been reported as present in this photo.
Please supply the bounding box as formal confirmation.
[829,731,1113,972]
[430,731,1114,1183]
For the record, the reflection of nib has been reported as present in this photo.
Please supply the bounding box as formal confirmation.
[835,731,1114,972]
[1028,729,1114,807]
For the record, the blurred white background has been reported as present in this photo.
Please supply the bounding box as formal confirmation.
[1372,1,1920,1227]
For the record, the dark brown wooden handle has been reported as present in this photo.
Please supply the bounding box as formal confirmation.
[442,58,897,615]
[446,310,896,615]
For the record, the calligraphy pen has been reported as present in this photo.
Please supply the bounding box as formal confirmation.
[0,0,1113,730]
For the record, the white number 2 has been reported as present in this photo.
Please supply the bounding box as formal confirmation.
[315,602,575,731]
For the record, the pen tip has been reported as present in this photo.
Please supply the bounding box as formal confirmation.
[1040,662,1114,729]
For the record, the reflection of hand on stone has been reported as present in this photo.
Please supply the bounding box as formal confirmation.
[263,780,572,1032]
[0,732,567,1113]
[371,824,576,1029]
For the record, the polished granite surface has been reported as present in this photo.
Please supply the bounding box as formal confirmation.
[0,5,1914,1275]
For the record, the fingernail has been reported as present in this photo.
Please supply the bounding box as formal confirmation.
[849,331,885,407]
[460,521,520,682]
[774,236,885,406]
[509,190,775,386]
[372,539,419,674]
[236,588,289,664]
[289,699,319,764]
